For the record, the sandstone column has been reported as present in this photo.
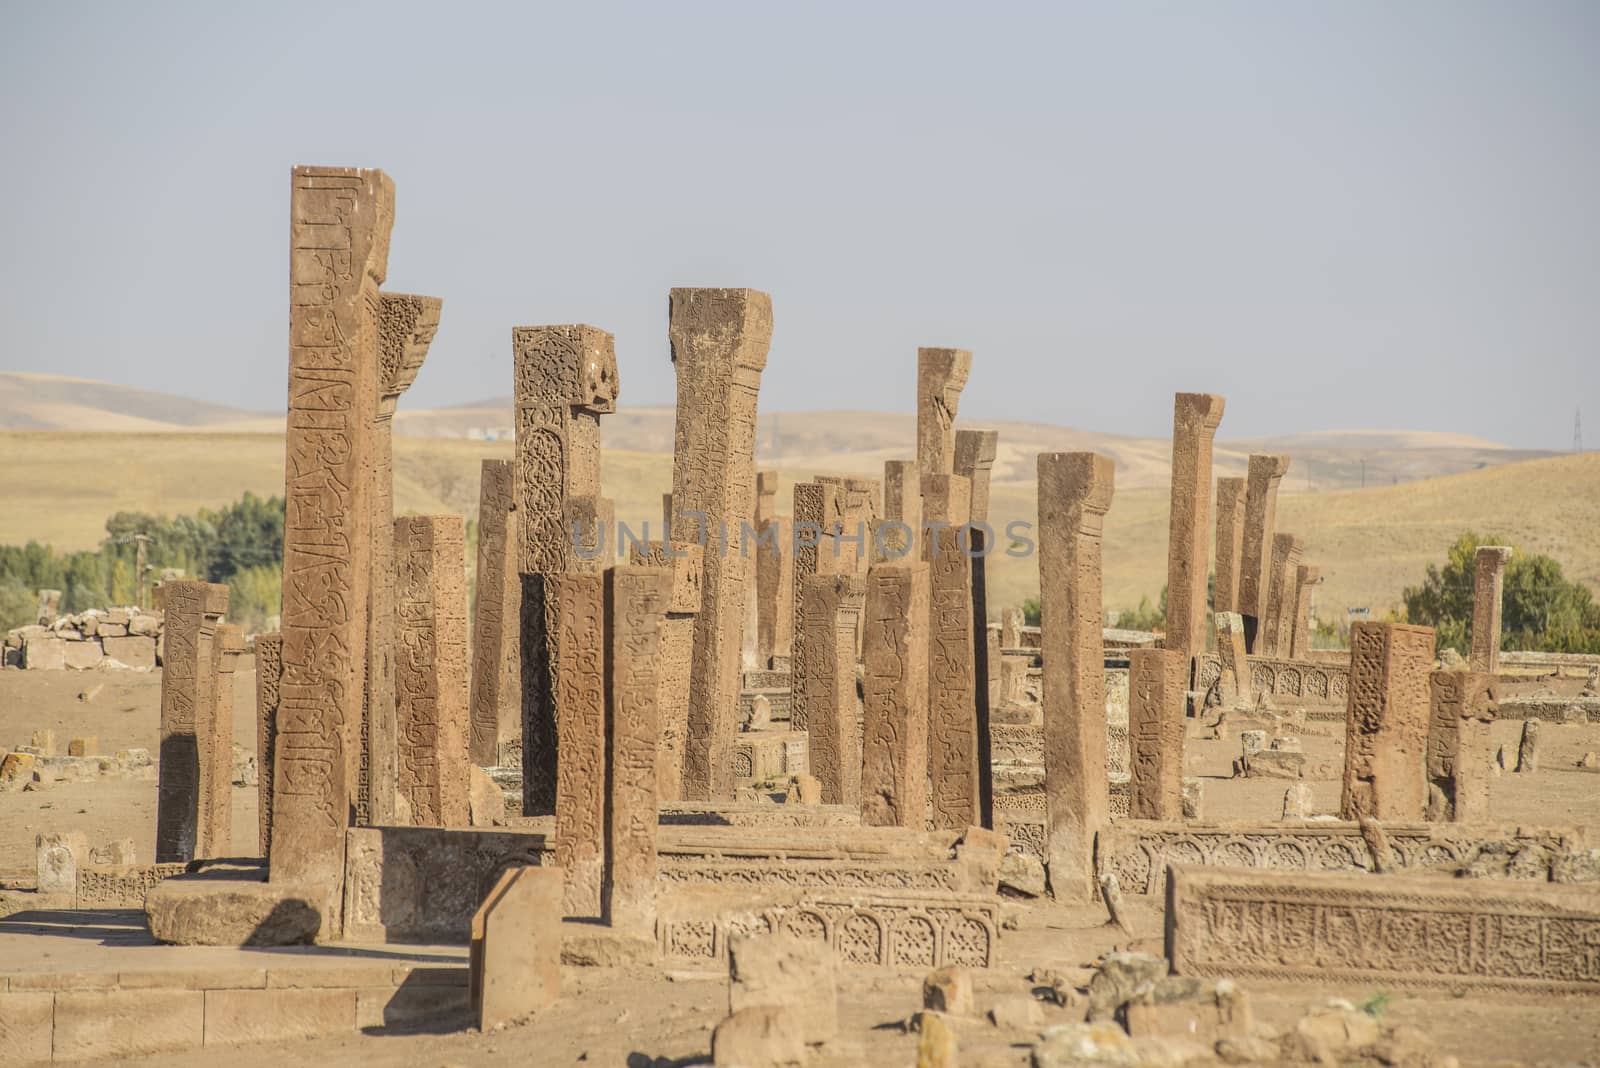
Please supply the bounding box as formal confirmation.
[928,521,980,830]
[365,292,442,826]
[954,429,999,825]
[551,571,605,916]
[1340,621,1436,820]
[394,515,470,828]
[916,348,971,478]
[1128,648,1187,820]
[1289,565,1321,660]
[255,632,282,857]
[861,562,930,828]
[668,289,773,801]
[1470,546,1513,673]
[157,580,228,863]
[1037,452,1114,901]
[204,623,246,856]
[1259,533,1304,659]
[604,565,673,933]
[627,541,703,802]
[1164,394,1225,660]
[798,573,866,805]
[469,459,521,767]
[753,471,793,668]
[879,460,922,562]
[789,480,841,731]
[1212,611,1249,709]
[1212,477,1247,614]
[1427,670,1497,822]
[275,166,392,911]
[514,324,619,815]
[1237,454,1290,652]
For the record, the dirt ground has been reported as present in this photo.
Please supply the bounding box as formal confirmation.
[3,664,1600,1065]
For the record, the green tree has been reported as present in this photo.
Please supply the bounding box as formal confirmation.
[1021,597,1040,626]
[1403,532,1600,655]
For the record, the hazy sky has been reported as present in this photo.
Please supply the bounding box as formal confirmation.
[2,2,1595,448]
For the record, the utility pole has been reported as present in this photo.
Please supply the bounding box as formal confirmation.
[1576,408,1584,453]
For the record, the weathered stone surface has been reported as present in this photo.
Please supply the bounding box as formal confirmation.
[1128,649,1186,820]
[22,635,66,669]
[1236,454,1289,652]
[878,459,922,564]
[1289,565,1321,661]
[515,322,618,815]
[1282,782,1314,819]
[1032,1021,1136,1067]
[928,521,980,830]
[922,965,975,1016]
[204,988,356,1046]
[145,872,323,945]
[0,989,53,1061]
[275,166,392,915]
[604,565,672,933]
[52,990,204,1061]
[954,429,998,826]
[1212,612,1249,710]
[469,459,521,766]
[1259,532,1304,659]
[669,289,772,802]
[469,764,503,826]
[1427,670,1497,822]
[1470,545,1513,673]
[1341,622,1435,821]
[1167,864,1600,992]
[394,515,470,828]
[713,1005,806,1068]
[916,348,971,478]
[470,864,563,1030]
[728,932,838,1044]
[1037,452,1114,901]
[1124,977,1253,1044]
[1086,951,1168,1021]
[63,639,104,669]
[157,580,228,863]
[1516,717,1541,774]
[37,830,86,894]
[629,540,703,802]
[861,562,930,828]
[790,479,841,731]
[1165,393,1225,658]
[67,735,98,757]
[754,471,794,668]
[254,633,281,857]
[101,634,157,669]
[1212,477,1247,615]
[547,571,605,916]
[799,573,866,806]
[76,862,187,908]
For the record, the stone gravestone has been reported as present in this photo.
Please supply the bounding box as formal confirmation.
[514,324,618,816]
[470,864,564,1031]
[1289,565,1321,661]
[469,459,522,767]
[273,166,393,914]
[203,623,246,856]
[927,520,980,831]
[954,428,999,826]
[1037,452,1115,901]
[1259,533,1304,659]
[603,565,673,933]
[753,471,794,669]
[254,633,282,857]
[789,480,841,732]
[861,562,930,828]
[916,347,971,479]
[1212,611,1249,710]
[1426,670,1497,822]
[394,515,470,828]
[628,541,703,802]
[156,580,228,863]
[1164,393,1225,661]
[1340,622,1435,821]
[1128,648,1187,820]
[547,569,605,917]
[799,573,866,806]
[1236,454,1289,653]
[879,459,922,563]
[668,289,773,802]
[1211,477,1247,615]
[1470,546,1513,674]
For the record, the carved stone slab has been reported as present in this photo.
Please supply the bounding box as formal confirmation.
[1167,864,1600,993]
[75,863,188,909]
[659,891,999,971]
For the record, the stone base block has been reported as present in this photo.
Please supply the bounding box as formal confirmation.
[52,989,205,1061]
[146,871,326,946]
[101,635,157,670]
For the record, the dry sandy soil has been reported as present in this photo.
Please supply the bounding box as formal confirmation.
[4,666,1600,1065]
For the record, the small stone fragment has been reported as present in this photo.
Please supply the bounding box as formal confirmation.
[712,1005,805,1068]
[916,1009,960,1068]
[922,965,975,1016]
[990,994,1044,1032]
[1000,850,1047,897]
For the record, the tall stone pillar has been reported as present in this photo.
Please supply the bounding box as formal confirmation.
[604,565,673,934]
[255,633,282,858]
[789,480,841,731]
[1289,565,1321,660]
[551,571,605,917]
[798,573,866,805]
[1260,533,1304,659]
[365,292,442,826]
[1037,452,1114,901]
[274,166,392,914]
[394,515,470,828]
[513,324,619,815]
[627,541,703,802]
[1212,611,1249,709]
[1212,477,1247,614]
[753,471,793,667]
[1427,670,1497,823]
[928,522,980,830]
[1470,546,1513,673]
[469,459,521,767]
[955,429,999,826]
[157,580,228,863]
[1128,648,1187,820]
[1340,622,1435,820]
[1237,454,1289,653]
[1164,394,1225,660]
[205,624,246,856]
[861,562,929,828]
[879,460,922,562]
[916,348,971,478]
[668,289,773,802]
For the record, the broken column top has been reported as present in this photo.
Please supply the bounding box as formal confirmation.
[291,166,395,284]
[668,288,774,370]
[512,324,620,413]
[917,347,972,476]
[628,541,705,614]
[378,293,443,402]
[1037,452,1115,515]
[1476,545,1513,564]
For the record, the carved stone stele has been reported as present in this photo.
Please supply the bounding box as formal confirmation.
[799,573,866,806]
[157,580,228,863]
[1259,532,1304,659]
[1340,622,1435,821]
[1236,454,1289,652]
[1163,393,1224,659]
[861,563,930,829]
[469,459,521,766]
[1128,648,1187,821]
[1470,546,1513,673]
[1212,477,1247,615]
[916,348,971,478]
